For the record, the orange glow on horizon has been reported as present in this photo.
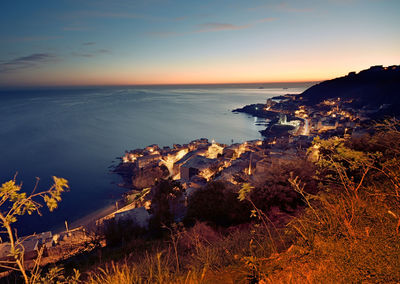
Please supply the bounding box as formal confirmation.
[2,58,397,87]
[3,78,323,87]
[3,70,331,87]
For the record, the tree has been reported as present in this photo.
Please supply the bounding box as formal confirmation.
[185,181,251,227]
[249,158,317,214]
[311,136,375,199]
[149,179,183,233]
[0,175,68,284]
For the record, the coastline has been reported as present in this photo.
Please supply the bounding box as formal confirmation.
[53,94,303,234]
[53,202,118,234]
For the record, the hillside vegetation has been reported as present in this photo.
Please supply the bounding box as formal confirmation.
[3,119,400,283]
[78,119,400,283]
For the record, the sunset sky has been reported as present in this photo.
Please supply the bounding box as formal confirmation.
[1,0,399,86]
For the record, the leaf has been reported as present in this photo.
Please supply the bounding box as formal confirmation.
[0,180,20,196]
[238,183,254,201]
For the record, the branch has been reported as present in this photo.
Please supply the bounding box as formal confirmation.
[354,167,370,194]
[0,263,20,271]
[30,177,40,196]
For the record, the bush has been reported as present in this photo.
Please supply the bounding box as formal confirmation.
[149,179,183,233]
[102,218,146,247]
[250,158,317,215]
[184,181,251,227]
[273,121,400,282]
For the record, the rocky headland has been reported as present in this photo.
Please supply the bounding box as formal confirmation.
[234,65,400,138]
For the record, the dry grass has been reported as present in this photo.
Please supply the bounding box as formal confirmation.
[84,222,277,283]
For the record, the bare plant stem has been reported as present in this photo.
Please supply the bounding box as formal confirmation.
[0,213,29,284]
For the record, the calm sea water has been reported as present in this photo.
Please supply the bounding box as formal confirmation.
[0,83,311,235]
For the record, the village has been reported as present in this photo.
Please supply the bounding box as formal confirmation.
[109,88,373,228]
[0,71,383,273]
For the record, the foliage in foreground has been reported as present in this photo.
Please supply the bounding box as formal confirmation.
[0,176,69,284]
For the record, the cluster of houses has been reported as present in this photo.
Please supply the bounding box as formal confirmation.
[111,133,317,228]
[267,65,400,139]
[0,232,53,262]
[0,226,91,268]
[120,138,265,186]
[296,98,359,137]
[112,139,265,225]
[267,94,365,139]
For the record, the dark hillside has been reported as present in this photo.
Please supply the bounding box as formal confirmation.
[301,65,400,116]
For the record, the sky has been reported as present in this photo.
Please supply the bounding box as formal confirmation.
[0,0,399,86]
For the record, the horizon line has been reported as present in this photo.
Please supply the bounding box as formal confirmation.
[0,80,321,90]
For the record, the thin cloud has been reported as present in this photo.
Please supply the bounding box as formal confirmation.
[71,49,110,57]
[82,42,96,46]
[0,53,56,73]
[148,18,276,38]
[71,52,93,58]
[196,22,251,33]
[85,11,141,18]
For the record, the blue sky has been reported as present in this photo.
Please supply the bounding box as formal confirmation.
[0,0,399,86]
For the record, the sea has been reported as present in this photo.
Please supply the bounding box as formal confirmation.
[0,83,312,235]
